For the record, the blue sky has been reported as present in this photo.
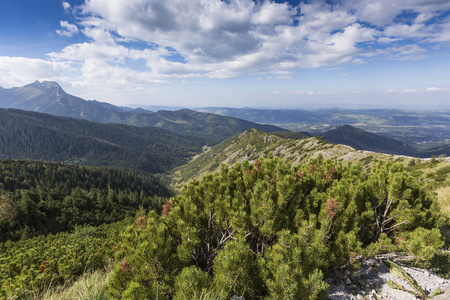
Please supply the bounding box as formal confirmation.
[0,0,449,109]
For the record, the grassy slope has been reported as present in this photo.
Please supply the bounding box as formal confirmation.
[170,128,450,190]
[437,186,450,218]
[42,270,110,300]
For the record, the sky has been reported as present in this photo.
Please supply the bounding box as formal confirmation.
[0,0,449,109]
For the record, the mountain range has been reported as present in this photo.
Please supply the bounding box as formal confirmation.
[198,107,450,129]
[0,81,285,145]
[0,81,448,161]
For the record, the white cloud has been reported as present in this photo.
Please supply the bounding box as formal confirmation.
[0,57,71,88]
[426,87,444,92]
[343,0,450,26]
[306,91,334,95]
[2,0,448,100]
[40,0,449,82]
[56,21,79,37]
[377,37,400,44]
[377,44,427,60]
[59,0,380,78]
[63,1,71,11]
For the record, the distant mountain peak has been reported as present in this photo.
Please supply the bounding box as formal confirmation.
[28,80,63,91]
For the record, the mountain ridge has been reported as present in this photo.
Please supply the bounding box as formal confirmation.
[170,128,450,189]
[0,81,286,145]
[318,124,418,156]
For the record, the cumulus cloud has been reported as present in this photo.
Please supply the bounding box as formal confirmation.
[50,0,380,79]
[10,0,447,88]
[376,44,428,60]
[343,0,450,26]
[56,21,79,37]
[63,1,71,11]
[0,57,71,88]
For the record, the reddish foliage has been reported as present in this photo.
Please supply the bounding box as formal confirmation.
[38,260,49,272]
[326,166,337,183]
[291,169,305,182]
[325,198,339,220]
[310,164,317,174]
[162,200,173,219]
[254,159,261,171]
[330,166,337,174]
[395,236,407,246]
[119,259,131,275]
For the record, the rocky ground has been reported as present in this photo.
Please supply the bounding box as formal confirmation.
[327,257,450,300]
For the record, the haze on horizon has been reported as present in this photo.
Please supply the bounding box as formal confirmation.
[0,0,449,109]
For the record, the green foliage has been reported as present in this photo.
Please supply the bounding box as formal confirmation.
[398,228,444,260]
[262,226,329,299]
[0,109,202,174]
[173,266,212,300]
[0,159,171,242]
[107,211,181,299]
[108,156,443,299]
[213,236,263,299]
[0,220,126,300]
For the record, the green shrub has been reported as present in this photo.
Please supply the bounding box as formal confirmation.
[107,156,442,299]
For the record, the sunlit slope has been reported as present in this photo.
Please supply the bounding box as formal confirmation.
[171,128,450,189]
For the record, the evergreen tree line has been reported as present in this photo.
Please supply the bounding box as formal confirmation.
[0,160,172,242]
[0,109,203,174]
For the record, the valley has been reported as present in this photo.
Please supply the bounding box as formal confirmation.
[198,107,450,148]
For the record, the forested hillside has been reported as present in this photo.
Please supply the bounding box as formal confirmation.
[0,109,202,174]
[138,109,287,145]
[319,125,418,156]
[0,106,448,299]
[0,159,172,242]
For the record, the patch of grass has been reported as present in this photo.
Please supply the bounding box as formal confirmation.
[436,186,450,219]
[42,269,110,300]
[360,155,373,165]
